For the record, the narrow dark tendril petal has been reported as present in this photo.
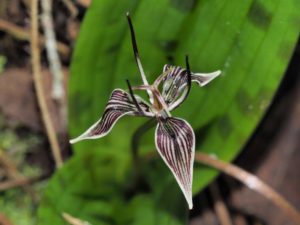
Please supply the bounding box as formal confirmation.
[184,54,192,99]
[126,79,142,113]
[126,12,153,102]
[155,117,195,209]
[185,55,191,86]
[126,12,140,62]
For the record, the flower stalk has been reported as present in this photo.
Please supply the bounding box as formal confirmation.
[131,118,156,178]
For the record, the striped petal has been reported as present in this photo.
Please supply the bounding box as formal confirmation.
[161,65,188,106]
[163,64,221,86]
[191,70,221,87]
[160,65,221,107]
[155,117,195,209]
[70,89,153,144]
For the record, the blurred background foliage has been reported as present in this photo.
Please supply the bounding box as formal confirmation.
[0,55,6,73]
[37,0,300,224]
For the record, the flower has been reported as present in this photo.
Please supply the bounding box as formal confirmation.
[70,13,221,210]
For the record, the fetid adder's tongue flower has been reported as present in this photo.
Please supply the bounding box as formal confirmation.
[70,13,221,210]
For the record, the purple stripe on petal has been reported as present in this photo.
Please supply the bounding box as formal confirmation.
[155,117,195,209]
[70,89,153,144]
[160,65,188,105]
[160,65,221,110]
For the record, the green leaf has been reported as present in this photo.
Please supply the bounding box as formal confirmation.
[39,0,300,223]
[0,55,6,75]
[38,150,188,225]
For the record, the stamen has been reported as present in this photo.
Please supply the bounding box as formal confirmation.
[131,83,171,117]
[153,67,173,87]
[126,13,141,69]
[151,88,172,117]
[126,79,143,113]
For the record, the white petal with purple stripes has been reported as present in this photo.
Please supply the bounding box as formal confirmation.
[159,65,221,109]
[191,70,221,87]
[155,117,195,209]
[70,89,152,144]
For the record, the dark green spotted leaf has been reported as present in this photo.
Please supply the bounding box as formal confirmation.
[38,0,300,224]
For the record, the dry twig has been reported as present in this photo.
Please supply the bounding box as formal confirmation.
[62,213,91,225]
[195,152,300,224]
[76,0,91,8]
[232,214,248,225]
[0,18,70,57]
[0,150,20,177]
[209,182,233,225]
[41,0,65,100]
[0,175,42,192]
[30,0,63,168]
[0,149,37,200]
[62,0,78,17]
[144,151,299,222]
